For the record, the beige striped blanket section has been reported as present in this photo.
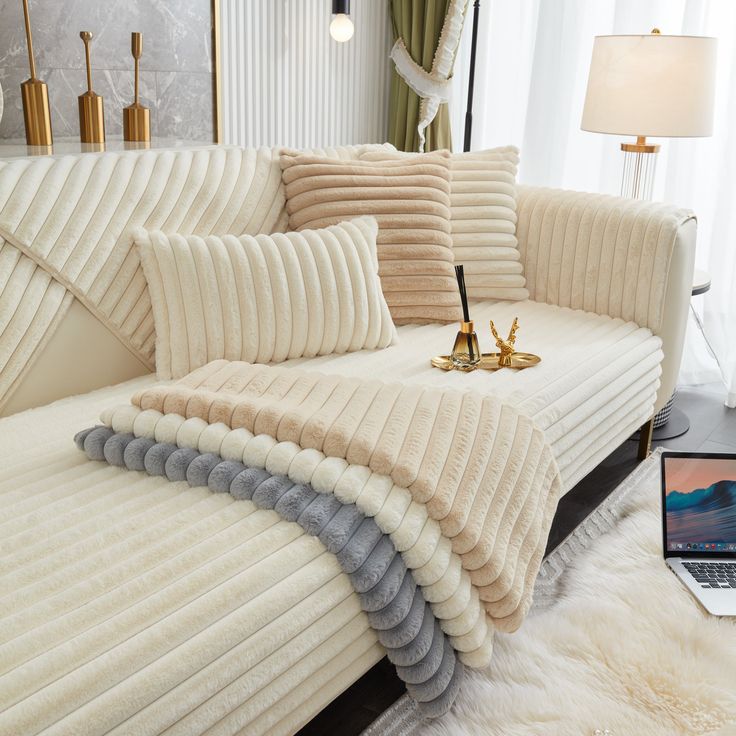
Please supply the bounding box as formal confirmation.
[100,359,563,668]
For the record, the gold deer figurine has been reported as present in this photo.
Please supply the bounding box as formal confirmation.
[489,317,520,367]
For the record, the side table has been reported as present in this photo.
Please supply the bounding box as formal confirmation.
[650,268,711,440]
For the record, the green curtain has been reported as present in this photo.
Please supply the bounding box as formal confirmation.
[388,0,453,152]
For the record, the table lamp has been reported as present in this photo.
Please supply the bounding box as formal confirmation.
[581,30,717,200]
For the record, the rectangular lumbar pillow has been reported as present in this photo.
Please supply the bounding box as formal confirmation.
[361,147,528,301]
[135,216,397,379]
[280,150,463,325]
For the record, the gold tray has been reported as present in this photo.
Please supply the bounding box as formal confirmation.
[431,352,542,372]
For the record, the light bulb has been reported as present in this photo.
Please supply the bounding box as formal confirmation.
[329,13,354,42]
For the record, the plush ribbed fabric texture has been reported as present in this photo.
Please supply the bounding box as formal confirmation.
[280,150,463,325]
[74,426,465,717]
[515,185,695,334]
[114,358,563,634]
[272,298,664,492]
[362,147,528,301]
[98,402,497,665]
[0,144,394,411]
[135,217,396,379]
[0,377,385,736]
[0,289,668,734]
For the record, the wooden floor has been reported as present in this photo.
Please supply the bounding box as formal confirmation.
[298,384,736,736]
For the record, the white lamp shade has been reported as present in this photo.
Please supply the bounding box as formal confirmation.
[581,34,717,138]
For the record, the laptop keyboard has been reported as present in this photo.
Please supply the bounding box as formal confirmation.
[683,561,736,588]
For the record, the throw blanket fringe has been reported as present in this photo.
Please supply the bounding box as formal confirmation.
[74,425,464,716]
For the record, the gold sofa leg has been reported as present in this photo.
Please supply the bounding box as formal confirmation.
[638,417,654,460]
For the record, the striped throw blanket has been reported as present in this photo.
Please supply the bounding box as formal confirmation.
[78,359,562,714]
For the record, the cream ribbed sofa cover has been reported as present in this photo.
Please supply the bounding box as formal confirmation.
[0,145,698,735]
[272,298,664,493]
[0,148,695,419]
[0,145,389,414]
[515,186,696,414]
[0,301,669,735]
[0,378,384,736]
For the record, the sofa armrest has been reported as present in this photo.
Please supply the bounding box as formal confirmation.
[516,185,696,412]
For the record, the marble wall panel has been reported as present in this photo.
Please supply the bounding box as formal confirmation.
[0,0,214,141]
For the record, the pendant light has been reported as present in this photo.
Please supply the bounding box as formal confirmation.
[330,0,354,42]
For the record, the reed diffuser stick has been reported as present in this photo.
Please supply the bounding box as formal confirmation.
[454,264,475,362]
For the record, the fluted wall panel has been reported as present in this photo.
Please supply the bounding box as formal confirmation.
[219,0,391,148]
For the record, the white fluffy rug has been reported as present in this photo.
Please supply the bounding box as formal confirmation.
[368,451,736,736]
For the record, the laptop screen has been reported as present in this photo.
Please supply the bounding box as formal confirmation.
[662,453,736,557]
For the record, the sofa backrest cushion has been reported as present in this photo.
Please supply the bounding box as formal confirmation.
[0,143,396,408]
[135,216,396,379]
[280,149,463,325]
[361,146,528,302]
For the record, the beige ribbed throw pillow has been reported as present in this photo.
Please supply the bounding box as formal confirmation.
[280,150,462,325]
[135,217,396,379]
[361,146,528,301]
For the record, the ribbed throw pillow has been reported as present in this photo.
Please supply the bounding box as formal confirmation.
[361,147,528,301]
[280,150,462,325]
[135,217,396,379]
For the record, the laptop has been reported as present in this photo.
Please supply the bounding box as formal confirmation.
[661,451,736,615]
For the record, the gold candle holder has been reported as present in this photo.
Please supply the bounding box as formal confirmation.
[123,32,150,143]
[78,31,105,144]
[20,0,53,147]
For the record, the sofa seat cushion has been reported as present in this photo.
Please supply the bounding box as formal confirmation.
[0,377,383,736]
[277,299,664,493]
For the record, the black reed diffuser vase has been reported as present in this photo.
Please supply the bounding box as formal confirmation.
[451,265,481,369]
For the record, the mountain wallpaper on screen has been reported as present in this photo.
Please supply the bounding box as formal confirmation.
[667,479,736,543]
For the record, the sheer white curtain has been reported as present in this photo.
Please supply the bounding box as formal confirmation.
[450,0,736,406]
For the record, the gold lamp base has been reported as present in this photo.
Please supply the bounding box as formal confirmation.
[123,103,150,143]
[78,91,105,144]
[620,135,660,154]
[21,78,53,146]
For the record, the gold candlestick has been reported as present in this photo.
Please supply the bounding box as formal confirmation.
[123,32,150,143]
[78,31,105,144]
[20,0,53,147]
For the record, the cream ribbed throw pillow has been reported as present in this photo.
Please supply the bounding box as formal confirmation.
[280,150,462,325]
[361,147,528,301]
[135,217,396,379]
